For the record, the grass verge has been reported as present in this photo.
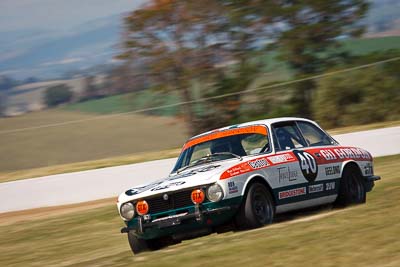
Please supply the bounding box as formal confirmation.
[0,110,186,173]
[0,154,399,267]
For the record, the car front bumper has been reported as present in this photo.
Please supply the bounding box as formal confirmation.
[121,197,241,240]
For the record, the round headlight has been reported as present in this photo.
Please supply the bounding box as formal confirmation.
[207,184,223,202]
[120,202,135,221]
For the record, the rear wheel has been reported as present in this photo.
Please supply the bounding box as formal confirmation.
[336,165,366,207]
[235,182,275,229]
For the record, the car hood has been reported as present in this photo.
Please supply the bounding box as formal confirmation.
[117,158,241,204]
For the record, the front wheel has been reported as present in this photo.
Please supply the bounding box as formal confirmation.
[127,232,171,254]
[235,182,275,229]
[335,165,366,207]
[128,232,149,254]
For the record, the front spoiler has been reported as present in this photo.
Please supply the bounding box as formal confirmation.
[364,175,381,192]
[121,206,232,234]
[365,175,381,181]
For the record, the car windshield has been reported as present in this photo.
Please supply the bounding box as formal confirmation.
[172,125,269,173]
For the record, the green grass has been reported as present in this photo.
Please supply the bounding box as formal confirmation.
[0,109,187,172]
[65,90,181,116]
[342,36,400,55]
[0,154,399,267]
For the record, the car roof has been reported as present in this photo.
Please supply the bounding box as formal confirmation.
[190,117,317,139]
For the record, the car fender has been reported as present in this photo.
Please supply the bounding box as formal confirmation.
[341,159,363,177]
[241,173,275,202]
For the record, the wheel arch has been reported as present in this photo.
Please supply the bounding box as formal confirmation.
[341,160,362,176]
[242,174,276,205]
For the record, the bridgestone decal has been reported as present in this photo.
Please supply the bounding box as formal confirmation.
[279,187,306,199]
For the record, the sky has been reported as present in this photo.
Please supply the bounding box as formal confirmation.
[0,0,146,32]
[0,0,147,79]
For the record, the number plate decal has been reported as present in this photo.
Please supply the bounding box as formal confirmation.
[293,150,318,182]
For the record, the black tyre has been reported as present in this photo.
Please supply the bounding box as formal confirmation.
[127,231,150,254]
[335,165,366,207]
[128,232,173,254]
[235,182,275,229]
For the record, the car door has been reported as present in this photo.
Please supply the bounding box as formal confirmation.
[270,120,340,212]
[296,120,341,199]
[269,121,311,208]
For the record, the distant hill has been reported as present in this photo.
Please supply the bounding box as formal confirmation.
[0,15,123,80]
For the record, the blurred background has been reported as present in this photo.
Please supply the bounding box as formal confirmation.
[1,2,400,267]
[0,0,399,174]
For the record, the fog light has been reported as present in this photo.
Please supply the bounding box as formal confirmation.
[136,200,149,215]
[191,189,205,204]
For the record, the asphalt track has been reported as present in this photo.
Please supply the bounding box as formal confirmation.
[1,126,399,213]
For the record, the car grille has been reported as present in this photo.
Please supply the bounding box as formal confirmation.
[146,189,208,215]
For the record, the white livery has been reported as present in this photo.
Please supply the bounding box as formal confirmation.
[117,117,380,254]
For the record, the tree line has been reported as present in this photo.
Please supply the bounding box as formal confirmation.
[38,0,400,133]
[117,0,396,134]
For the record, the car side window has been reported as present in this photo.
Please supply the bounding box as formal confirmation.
[297,121,334,147]
[272,122,307,151]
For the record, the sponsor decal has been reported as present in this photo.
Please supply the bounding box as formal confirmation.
[293,150,318,182]
[125,181,163,196]
[183,125,268,150]
[125,189,140,196]
[221,153,297,180]
[278,166,298,183]
[279,187,306,199]
[325,182,335,191]
[309,184,324,193]
[248,158,269,169]
[228,181,239,194]
[364,163,373,176]
[150,181,186,191]
[325,165,340,176]
[334,148,371,160]
[220,162,253,179]
[220,156,271,180]
[319,148,371,161]
[136,200,149,215]
[320,149,337,161]
[191,189,205,204]
[268,153,295,164]
[169,165,221,180]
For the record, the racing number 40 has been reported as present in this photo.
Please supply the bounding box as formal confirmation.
[298,152,316,174]
[293,150,318,182]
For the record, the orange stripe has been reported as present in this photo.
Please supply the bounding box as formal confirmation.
[183,125,268,150]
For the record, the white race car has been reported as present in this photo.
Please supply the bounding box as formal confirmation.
[117,117,380,254]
